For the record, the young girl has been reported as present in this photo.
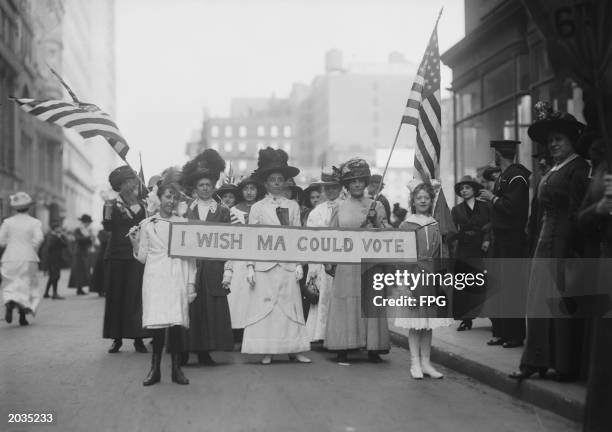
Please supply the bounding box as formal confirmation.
[131,181,196,386]
[395,182,453,379]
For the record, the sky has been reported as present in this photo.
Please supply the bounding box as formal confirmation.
[115,0,465,177]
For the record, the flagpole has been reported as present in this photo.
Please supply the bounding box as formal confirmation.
[372,7,444,200]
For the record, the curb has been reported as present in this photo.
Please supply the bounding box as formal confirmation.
[390,330,584,423]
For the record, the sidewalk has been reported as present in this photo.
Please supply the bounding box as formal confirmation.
[389,318,586,423]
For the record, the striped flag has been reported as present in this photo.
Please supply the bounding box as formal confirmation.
[403,21,442,181]
[12,98,129,159]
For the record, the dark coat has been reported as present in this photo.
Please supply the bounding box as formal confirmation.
[521,156,591,377]
[102,200,149,339]
[42,231,69,280]
[451,200,491,319]
[491,163,531,235]
[68,228,93,288]
[179,202,234,352]
[578,164,612,431]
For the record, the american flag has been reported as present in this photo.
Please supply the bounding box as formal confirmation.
[11,98,129,160]
[403,21,442,181]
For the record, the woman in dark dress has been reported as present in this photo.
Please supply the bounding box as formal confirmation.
[450,176,491,331]
[102,165,150,354]
[42,222,69,299]
[510,102,590,381]
[90,230,110,297]
[68,214,94,295]
[178,149,234,365]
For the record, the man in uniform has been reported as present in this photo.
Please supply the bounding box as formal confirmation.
[479,140,531,348]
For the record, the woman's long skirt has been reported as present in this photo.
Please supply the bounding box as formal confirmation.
[226,261,251,329]
[1,261,41,314]
[180,261,234,352]
[242,266,310,354]
[102,259,149,339]
[324,264,390,352]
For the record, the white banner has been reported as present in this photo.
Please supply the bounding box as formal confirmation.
[168,222,418,264]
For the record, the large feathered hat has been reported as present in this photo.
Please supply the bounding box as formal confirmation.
[339,158,371,184]
[528,101,585,145]
[253,147,299,181]
[320,166,342,185]
[180,149,226,192]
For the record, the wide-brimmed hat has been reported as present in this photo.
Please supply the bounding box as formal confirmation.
[454,175,483,196]
[9,191,33,210]
[78,214,93,224]
[339,158,371,183]
[320,166,342,186]
[180,149,226,191]
[482,166,502,182]
[253,147,299,181]
[109,165,138,192]
[216,183,242,202]
[527,101,586,145]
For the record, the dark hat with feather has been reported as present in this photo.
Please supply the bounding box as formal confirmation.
[339,158,371,185]
[180,149,226,192]
[253,147,299,181]
[528,101,586,145]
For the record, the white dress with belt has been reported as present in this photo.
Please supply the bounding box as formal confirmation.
[241,195,310,354]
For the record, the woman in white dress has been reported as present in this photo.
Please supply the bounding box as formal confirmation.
[225,177,264,337]
[395,182,453,379]
[1,192,43,326]
[130,181,197,386]
[304,169,343,342]
[242,148,311,365]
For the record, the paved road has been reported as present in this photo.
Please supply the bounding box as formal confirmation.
[1,272,579,432]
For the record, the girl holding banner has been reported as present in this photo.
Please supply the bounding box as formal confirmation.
[242,147,311,365]
[130,179,197,386]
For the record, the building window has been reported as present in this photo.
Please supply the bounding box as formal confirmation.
[455,80,481,121]
[224,125,233,137]
[210,125,219,138]
[257,125,265,137]
[483,61,515,107]
[283,126,292,137]
[239,126,247,137]
[456,100,516,179]
[224,142,233,152]
[238,141,247,152]
[238,160,247,171]
[270,126,279,137]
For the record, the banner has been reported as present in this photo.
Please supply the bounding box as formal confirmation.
[168,222,417,264]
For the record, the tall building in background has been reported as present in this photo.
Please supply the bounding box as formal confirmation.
[61,0,118,228]
[0,0,65,230]
[188,50,418,194]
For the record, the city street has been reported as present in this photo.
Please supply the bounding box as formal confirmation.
[1,272,579,432]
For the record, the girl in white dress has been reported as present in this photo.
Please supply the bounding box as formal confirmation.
[395,182,453,379]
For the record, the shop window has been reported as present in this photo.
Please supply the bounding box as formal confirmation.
[456,100,516,179]
[455,80,481,121]
[483,61,515,107]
